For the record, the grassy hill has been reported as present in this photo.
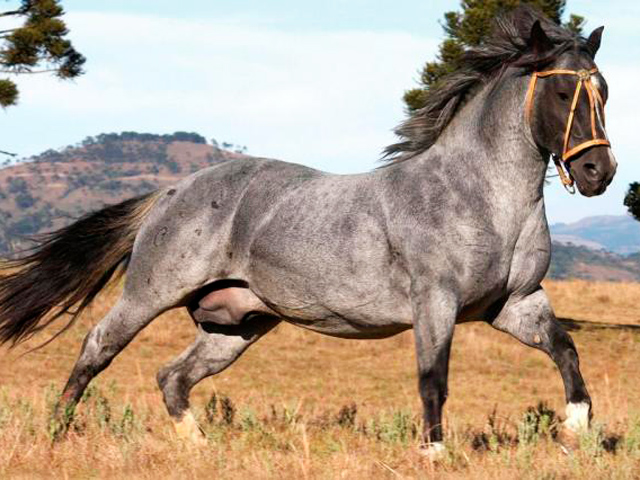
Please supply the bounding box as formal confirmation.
[0,132,252,253]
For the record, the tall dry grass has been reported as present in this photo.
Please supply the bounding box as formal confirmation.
[0,279,637,478]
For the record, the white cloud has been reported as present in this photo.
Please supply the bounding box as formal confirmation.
[10,12,437,173]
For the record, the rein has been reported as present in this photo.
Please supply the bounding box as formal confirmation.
[525,67,610,193]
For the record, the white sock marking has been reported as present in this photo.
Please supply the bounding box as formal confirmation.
[564,402,590,432]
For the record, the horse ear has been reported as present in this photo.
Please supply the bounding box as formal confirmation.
[528,20,554,56]
[587,26,604,57]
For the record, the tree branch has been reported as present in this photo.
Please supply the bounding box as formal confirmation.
[0,9,26,18]
[0,149,17,157]
[0,68,59,75]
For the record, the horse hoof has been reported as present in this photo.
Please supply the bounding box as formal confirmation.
[49,402,77,442]
[557,426,581,454]
[49,417,71,443]
[173,411,208,446]
[557,402,590,454]
[418,442,446,461]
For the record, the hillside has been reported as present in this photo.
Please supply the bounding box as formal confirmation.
[549,242,640,282]
[550,215,640,255]
[0,132,253,254]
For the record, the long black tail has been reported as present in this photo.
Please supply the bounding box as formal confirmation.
[0,191,163,346]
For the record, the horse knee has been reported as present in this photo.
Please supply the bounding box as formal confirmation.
[491,289,557,346]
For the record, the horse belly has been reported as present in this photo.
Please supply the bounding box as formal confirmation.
[250,284,414,339]
[284,316,412,339]
[188,287,274,325]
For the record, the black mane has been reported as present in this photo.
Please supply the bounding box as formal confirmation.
[383,6,589,163]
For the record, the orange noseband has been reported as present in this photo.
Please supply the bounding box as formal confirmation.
[525,67,610,191]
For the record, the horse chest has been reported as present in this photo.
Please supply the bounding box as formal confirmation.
[436,218,548,312]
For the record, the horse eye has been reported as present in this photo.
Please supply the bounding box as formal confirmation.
[557,92,570,101]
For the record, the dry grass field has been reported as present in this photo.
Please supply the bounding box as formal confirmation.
[0,279,638,479]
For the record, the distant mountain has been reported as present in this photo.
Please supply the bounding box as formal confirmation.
[550,215,640,255]
[549,243,640,282]
[0,132,255,254]
[548,215,640,281]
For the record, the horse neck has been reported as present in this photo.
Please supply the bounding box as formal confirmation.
[425,72,548,210]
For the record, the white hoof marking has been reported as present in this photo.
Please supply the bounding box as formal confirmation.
[174,411,207,444]
[564,402,590,433]
[419,442,446,460]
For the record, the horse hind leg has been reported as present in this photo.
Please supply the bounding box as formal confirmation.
[157,316,280,442]
[54,295,165,437]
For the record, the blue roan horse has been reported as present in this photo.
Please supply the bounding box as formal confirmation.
[0,7,617,455]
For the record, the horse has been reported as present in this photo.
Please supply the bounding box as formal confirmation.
[0,7,617,456]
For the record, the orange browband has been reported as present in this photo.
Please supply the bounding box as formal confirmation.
[525,67,610,189]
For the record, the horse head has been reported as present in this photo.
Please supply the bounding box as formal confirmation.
[525,21,617,196]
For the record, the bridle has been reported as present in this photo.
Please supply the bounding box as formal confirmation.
[525,67,610,193]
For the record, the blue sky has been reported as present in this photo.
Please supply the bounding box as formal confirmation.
[2,1,639,224]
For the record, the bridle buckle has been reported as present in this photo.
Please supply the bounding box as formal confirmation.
[577,69,591,81]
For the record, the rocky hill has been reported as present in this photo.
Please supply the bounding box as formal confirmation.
[0,132,252,254]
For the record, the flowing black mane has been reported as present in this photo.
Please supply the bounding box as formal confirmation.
[383,6,590,163]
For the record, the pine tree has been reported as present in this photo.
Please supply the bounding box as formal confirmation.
[404,0,584,112]
[624,183,640,222]
[0,0,85,108]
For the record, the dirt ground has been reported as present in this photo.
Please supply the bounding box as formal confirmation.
[0,279,638,479]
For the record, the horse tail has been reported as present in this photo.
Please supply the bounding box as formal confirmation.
[0,190,164,346]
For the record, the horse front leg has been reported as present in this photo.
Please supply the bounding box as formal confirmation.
[412,290,457,458]
[491,287,591,450]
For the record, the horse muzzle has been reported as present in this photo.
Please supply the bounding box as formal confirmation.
[569,147,617,197]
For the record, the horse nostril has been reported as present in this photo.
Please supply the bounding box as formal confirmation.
[584,163,599,177]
